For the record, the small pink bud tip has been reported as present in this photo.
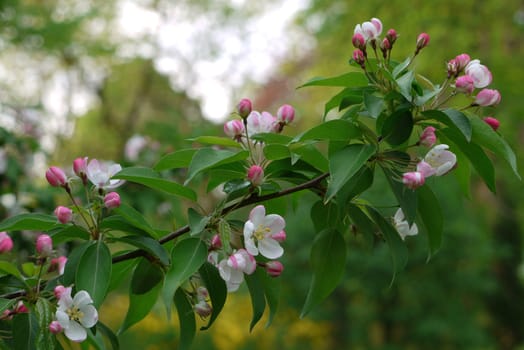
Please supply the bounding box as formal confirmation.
[351,33,365,49]
[352,49,366,68]
[210,234,222,250]
[265,261,284,277]
[36,234,53,256]
[415,32,430,53]
[402,171,425,190]
[247,165,264,186]
[54,206,73,224]
[455,75,475,94]
[0,232,13,253]
[276,104,295,124]
[237,98,253,119]
[104,191,121,209]
[419,126,437,148]
[223,119,245,139]
[49,256,67,275]
[474,89,501,107]
[49,321,63,334]
[483,117,500,131]
[45,166,67,187]
[386,28,397,44]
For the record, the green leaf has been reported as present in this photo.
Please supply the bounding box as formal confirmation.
[130,257,164,295]
[298,72,368,88]
[346,203,377,247]
[423,109,472,141]
[301,229,346,317]
[326,144,376,202]
[440,128,496,192]
[96,322,120,350]
[470,117,520,179]
[381,109,413,145]
[396,70,415,101]
[289,144,329,172]
[154,149,197,171]
[36,298,54,350]
[100,215,152,237]
[293,119,362,143]
[113,204,158,238]
[245,270,266,331]
[188,208,210,237]
[199,262,227,330]
[76,240,112,308]
[49,225,90,244]
[119,278,163,334]
[363,91,385,118]
[113,236,169,266]
[367,206,408,283]
[263,144,290,160]
[185,148,249,185]
[336,166,374,208]
[417,186,443,258]
[13,313,38,350]
[114,167,196,201]
[392,57,411,78]
[108,259,138,292]
[62,241,92,286]
[261,271,280,328]
[0,298,15,315]
[162,238,207,317]
[187,136,241,148]
[323,87,367,117]
[174,288,196,350]
[0,261,26,284]
[250,133,293,145]
[0,213,57,232]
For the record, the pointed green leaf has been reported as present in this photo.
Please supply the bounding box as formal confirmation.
[187,136,242,148]
[62,241,92,286]
[162,238,207,316]
[174,288,196,350]
[13,313,38,350]
[114,167,196,201]
[76,240,112,308]
[96,322,120,350]
[113,204,158,238]
[392,57,411,78]
[119,277,162,334]
[263,144,290,160]
[470,117,520,179]
[417,186,443,258]
[154,149,197,171]
[130,257,164,295]
[366,206,408,282]
[245,269,266,331]
[290,143,329,172]
[326,144,376,202]
[298,72,368,88]
[0,298,15,315]
[0,213,57,232]
[381,109,413,145]
[199,262,227,330]
[396,70,415,100]
[261,271,281,328]
[293,119,362,143]
[108,259,138,292]
[301,229,346,317]
[185,148,249,185]
[0,261,26,284]
[113,236,169,266]
[422,109,472,141]
[363,91,385,118]
[188,208,211,237]
[36,298,54,350]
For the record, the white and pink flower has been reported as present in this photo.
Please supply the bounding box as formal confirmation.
[217,249,256,292]
[55,289,98,342]
[393,208,418,240]
[465,59,492,88]
[243,205,285,259]
[86,159,124,190]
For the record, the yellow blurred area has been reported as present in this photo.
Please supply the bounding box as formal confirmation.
[92,291,333,350]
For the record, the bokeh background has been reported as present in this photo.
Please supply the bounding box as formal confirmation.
[1,0,523,349]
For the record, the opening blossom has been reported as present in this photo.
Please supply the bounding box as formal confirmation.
[218,249,256,292]
[465,59,492,88]
[55,288,98,342]
[393,208,418,240]
[419,144,457,177]
[246,111,277,137]
[243,205,285,259]
[86,159,124,190]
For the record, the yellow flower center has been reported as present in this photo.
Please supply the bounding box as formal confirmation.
[254,225,270,241]
[66,306,84,322]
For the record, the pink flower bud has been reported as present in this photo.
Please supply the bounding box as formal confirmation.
[455,75,475,94]
[474,89,501,106]
[352,49,366,68]
[271,230,286,243]
[14,301,28,314]
[454,53,471,72]
[247,165,264,186]
[381,37,391,50]
[237,98,253,119]
[45,166,67,187]
[483,116,500,131]
[49,256,68,275]
[194,300,213,318]
[352,33,365,49]
[223,120,245,139]
[447,58,458,78]
[54,285,71,300]
[54,206,73,224]
[402,171,425,189]
[386,28,397,44]
[415,33,430,53]
[265,261,284,277]
[276,104,295,124]
[49,320,63,334]
[0,232,13,253]
[419,126,437,147]
[36,234,53,256]
[210,234,222,250]
[73,157,88,178]
[104,191,121,209]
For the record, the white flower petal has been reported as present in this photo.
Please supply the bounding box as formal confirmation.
[73,291,93,308]
[80,305,98,328]
[263,214,286,235]
[64,321,87,342]
[249,205,266,226]
[244,237,259,256]
[258,238,284,259]
[56,310,70,329]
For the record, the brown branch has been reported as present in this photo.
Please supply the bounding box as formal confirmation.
[111,172,329,264]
